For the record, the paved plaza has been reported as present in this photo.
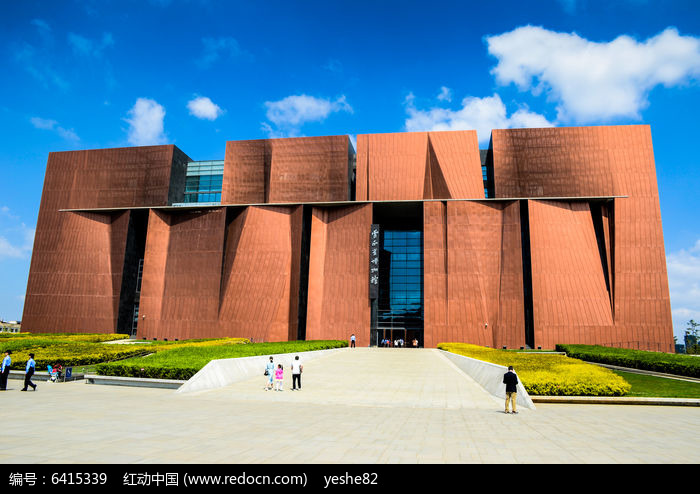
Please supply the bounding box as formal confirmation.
[1,348,698,464]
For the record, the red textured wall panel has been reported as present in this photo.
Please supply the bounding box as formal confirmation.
[306,204,372,346]
[139,206,303,342]
[528,200,614,349]
[428,131,485,199]
[138,208,227,341]
[423,200,525,348]
[223,136,350,204]
[492,126,672,351]
[218,206,303,342]
[138,210,170,335]
[22,211,128,333]
[423,201,449,348]
[356,131,483,201]
[22,145,185,334]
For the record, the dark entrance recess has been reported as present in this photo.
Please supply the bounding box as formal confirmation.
[117,209,149,336]
[370,202,424,348]
[519,200,535,349]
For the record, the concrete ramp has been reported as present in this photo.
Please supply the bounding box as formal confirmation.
[191,348,516,411]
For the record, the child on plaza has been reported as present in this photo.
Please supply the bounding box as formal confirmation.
[275,364,284,391]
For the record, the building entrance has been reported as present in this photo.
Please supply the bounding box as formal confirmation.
[376,328,422,348]
[369,202,424,348]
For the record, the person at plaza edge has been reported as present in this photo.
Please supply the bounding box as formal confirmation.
[291,355,303,390]
[22,353,37,392]
[350,334,356,348]
[264,356,275,391]
[0,350,11,390]
[503,366,519,414]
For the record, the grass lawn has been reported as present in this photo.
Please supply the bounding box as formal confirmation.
[95,339,348,380]
[612,370,700,399]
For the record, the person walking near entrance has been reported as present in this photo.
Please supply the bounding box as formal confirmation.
[264,356,275,391]
[350,334,356,348]
[0,350,11,390]
[22,353,37,391]
[291,355,303,390]
[503,366,518,414]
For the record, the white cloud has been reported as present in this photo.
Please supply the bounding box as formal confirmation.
[404,92,553,145]
[262,94,353,137]
[30,116,79,141]
[0,207,35,261]
[68,32,114,57]
[187,96,224,120]
[197,36,247,68]
[125,98,168,146]
[13,19,68,90]
[667,239,700,340]
[437,86,452,102]
[486,26,700,123]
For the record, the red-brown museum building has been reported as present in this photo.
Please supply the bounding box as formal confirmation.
[22,125,674,352]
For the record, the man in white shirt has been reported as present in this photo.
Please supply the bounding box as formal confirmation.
[291,355,303,390]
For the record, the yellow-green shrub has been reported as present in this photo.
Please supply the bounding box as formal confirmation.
[438,343,631,396]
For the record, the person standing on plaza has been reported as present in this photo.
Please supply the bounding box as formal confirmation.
[264,356,275,391]
[22,353,37,392]
[291,355,303,390]
[274,364,284,391]
[0,350,11,390]
[503,366,518,414]
[350,334,356,348]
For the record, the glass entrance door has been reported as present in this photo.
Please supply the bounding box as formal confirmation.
[376,229,424,347]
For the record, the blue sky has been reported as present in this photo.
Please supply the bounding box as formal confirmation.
[1,0,699,344]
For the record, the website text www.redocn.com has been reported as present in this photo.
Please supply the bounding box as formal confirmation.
[184,472,306,487]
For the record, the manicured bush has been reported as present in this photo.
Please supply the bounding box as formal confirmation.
[556,344,700,378]
[438,343,631,396]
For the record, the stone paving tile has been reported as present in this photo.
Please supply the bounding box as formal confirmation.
[0,348,698,464]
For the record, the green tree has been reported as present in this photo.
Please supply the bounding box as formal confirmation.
[686,320,700,354]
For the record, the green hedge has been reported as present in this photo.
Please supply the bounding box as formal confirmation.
[556,344,700,378]
[95,340,348,380]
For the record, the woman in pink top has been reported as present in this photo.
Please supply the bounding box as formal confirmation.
[274,364,284,391]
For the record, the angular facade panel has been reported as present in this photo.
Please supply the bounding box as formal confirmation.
[22,210,129,333]
[218,205,303,342]
[22,145,188,334]
[138,208,227,341]
[356,131,483,201]
[223,136,351,204]
[423,201,525,348]
[528,200,614,349]
[306,204,372,346]
[492,126,672,351]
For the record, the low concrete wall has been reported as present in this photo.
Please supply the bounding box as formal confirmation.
[85,375,185,389]
[176,348,343,394]
[439,350,536,410]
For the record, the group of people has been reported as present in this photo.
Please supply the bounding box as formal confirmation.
[379,338,420,348]
[264,355,303,392]
[0,350,38,392]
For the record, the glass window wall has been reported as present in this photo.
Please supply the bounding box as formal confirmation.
[377,230,423,345]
